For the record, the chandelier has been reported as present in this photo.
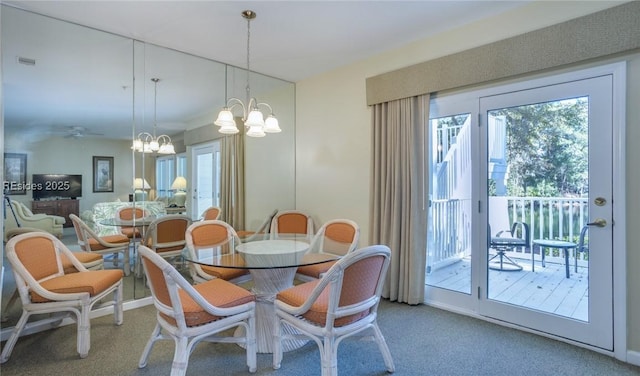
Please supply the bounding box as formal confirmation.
[132,78,175,154]
[214,10,281,138]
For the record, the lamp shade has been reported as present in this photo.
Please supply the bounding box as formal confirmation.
[263,115,281,133]
[133,178,151,190]
[171,176,187,191]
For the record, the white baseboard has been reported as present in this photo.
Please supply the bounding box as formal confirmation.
[0,297,152,342]
[627,350,640,366]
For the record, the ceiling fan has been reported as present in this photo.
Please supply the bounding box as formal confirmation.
[52,126,105,139]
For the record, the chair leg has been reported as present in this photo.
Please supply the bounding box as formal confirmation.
[1,289,20,322]
[372,323,395,373]
[246,314,257,373]
[114,282,124,325]
[321,336,338,376]
[77,306,91,358]
[171,336,189,376]
[0,310,31,363]
[272,317,283,370]
[138,323,162,368]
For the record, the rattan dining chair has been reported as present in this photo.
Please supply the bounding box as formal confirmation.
[137,214,192,276]
[1,232,123,363]
[273,244,394,376]
[137,245,257,376]
[70,214,131,276]
[115,206,149,241]
[1,227,105,322]
[185,220,252,284]
[270,210,314,242]
[295,218,360,282]
[200,206,221,220]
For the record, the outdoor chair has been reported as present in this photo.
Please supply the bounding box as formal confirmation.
[295,218,360,282]
[1,232,123,363]
[576,225,589,272]
[488,221,530,271]
[137,245,256,375]
[273,244,395,376]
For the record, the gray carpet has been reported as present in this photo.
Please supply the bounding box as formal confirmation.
[1,299,639,376]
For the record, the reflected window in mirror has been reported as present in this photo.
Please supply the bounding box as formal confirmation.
[155,155,176,199]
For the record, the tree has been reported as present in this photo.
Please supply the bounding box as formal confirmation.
[491,97,588,197]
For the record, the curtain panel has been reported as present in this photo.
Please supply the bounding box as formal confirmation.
[371,95,428,305]
[220,130,245,230]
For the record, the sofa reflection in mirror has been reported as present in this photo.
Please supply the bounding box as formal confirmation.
[3,200,65,241]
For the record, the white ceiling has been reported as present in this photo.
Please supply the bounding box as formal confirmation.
[3,1,533,143]
[5,1,529,82]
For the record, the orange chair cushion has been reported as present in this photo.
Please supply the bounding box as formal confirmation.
[277,280,366,327]
[88,234,130,251]
[31,269,123,303]
[201,265,249,281]
[296,260,337,279]
[161,278,254,327]
[60,252,103,274]
[120,227,141,239]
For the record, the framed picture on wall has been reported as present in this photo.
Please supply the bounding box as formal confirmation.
[4,153,27,195]
[93,156,114,192]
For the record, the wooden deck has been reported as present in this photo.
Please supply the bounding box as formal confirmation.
[426,254,589,321]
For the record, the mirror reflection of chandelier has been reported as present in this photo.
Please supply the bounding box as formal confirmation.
[132,78,175,154]
[215,10,282,138]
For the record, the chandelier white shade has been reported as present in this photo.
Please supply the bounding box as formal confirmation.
[215,10,281,137]
[132,78,175,154]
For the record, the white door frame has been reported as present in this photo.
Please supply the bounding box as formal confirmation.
[425,62,627,360]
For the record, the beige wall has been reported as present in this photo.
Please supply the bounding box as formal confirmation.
[295,0,639,358]
[4,136,134,213]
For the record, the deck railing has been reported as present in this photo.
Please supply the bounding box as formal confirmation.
[428,196,589,270]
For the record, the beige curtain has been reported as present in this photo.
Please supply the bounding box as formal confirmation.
[371,95,428,305]
[220,129,245,230]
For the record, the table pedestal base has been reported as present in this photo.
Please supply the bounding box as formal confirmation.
[236,267,307,353]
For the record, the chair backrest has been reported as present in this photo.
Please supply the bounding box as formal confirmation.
[578,225,589,253]
[309,219,360,257]
[201,206,221,220]
[6,232,87,304]
[138,245,195,329]
[144,214,192,251]
[299,245,391,328]
[139,244,250,329]
[70,213,126,251]
[116,206,149,221]
[270,210,314,240]
[186,220,241,254]
[69,213,93,251]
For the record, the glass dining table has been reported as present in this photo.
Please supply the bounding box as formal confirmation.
[182,234,341,353]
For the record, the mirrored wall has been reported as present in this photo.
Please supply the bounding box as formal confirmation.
[1,5,295,323]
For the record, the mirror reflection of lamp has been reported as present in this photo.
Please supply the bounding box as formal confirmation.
[133,178,151,201]
[170,176,187,207]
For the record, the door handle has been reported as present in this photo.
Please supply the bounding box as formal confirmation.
[586,218,607,228]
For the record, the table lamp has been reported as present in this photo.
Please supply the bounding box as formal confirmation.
[133,178,151,201]
[171,176,187,207]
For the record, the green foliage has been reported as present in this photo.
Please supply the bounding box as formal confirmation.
[491,98,588,197]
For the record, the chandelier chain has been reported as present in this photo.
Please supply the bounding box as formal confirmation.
[246,15,251,102]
